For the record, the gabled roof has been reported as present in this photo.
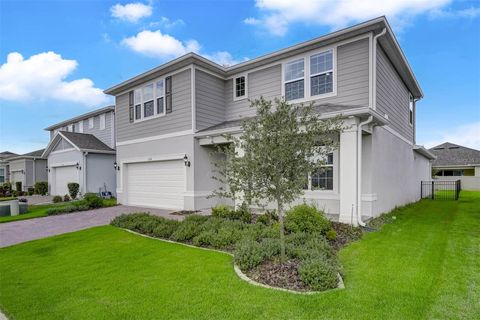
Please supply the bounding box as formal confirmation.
[7,149,46,161]
[0,151,17,160]
[104,16,422,99]
[42,131,115,158]
[429,142,480,167]
[44,105,115,131]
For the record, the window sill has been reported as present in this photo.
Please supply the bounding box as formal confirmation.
[302,190,339,200]
[133,113,166,124]
[285,91,337,104]
[233,96,248,102]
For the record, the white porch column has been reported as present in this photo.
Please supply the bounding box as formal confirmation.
[339,118,359,225]
[234,144,245,209]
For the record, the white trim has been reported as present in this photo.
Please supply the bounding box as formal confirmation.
[233,74,248,101]
[120,153,185,165]
[191,66,196,132]
[302,191,339,200]
[89,117,94,129]
[49,161,78,168]
[50,148,77,155]
[368,32,374,108]
[381,125,413,146]
[78,120,84,133]
[194,65,224,80]
[116,129,194,146]
[81,149,116,154]
[58,132,81,151]
[100,113,106,130]
[195,126,242,138]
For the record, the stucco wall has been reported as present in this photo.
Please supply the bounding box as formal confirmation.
[86,154,116,195]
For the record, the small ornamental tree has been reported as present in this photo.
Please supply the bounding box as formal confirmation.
[212,97,343,260]
[67,182,80,200]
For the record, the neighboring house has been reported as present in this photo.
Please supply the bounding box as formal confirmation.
[7,149,48,191]
[429,142,480,190]
[104,16,435,225]
[0,151,18,184]
[42,106,117,197]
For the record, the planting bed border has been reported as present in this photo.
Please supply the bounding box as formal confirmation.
[123,228,345,295]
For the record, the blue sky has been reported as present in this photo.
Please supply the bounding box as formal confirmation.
[0,0,479,154]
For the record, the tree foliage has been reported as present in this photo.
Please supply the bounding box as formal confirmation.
[212,97,343,259]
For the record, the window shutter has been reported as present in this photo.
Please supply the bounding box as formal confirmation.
[129,106,134,123]
[165,76,172,113]
[128,91,134,106]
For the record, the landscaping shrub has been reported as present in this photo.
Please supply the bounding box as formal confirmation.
[298,258,338,291]
[64,194,71,202]
[52,195,63,203]
[67,183,80,199]
[2,182,12,193]
[286,232,335,261]
[234,203,253,223]
[34,181,48,195]
[0,185,4,197]
[285,204,331,234]
[15,181,22,192]
[211,204,233,219]
[234,239,264,270]
[192,219,245,248]
[27,187,34,195]
[152,219,180,238]
[83,193,103,208]
[46,204,89,215]
[326,229,337,241]
[170,215,209,242]
[256,210,278,225]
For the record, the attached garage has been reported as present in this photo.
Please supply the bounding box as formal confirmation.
[53,166,78,196]
[10,171,23,190]
[126,160,185,209]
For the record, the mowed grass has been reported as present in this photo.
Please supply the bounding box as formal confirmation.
[0,198,117,223]
[0,192,478,319]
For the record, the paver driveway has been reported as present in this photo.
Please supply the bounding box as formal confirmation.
[0,205,179,248]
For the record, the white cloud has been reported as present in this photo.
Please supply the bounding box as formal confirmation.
[150,17,185,29]
[121,30,245,67]
[0,52,108,106]
[246,0,453,36]
[111,2,152,22]
[423,122,480,150]
[121,30,200,58]
[429,6,480,19]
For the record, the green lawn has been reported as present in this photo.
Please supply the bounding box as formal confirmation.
[0,198,117,223]
[0,192,478,319]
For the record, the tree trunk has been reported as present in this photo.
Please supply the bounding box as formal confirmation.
[277,199,286,262]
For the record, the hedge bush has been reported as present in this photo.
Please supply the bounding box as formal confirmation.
[170,215,209,242]
[285,204,331,234]
[52,195,63,203]
[67,183,79,199]
[34,181,48,195]
[298,258,338,291]
[64,194,71,202]
[83,193,103,208]
[211,203,252,223]
[46,204,89,215]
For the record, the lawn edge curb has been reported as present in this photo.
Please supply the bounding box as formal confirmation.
[122,228,345,295]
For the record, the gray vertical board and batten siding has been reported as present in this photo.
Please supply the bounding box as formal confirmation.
[376,44,414,142]
[116,69,192,142]
[223,38,370,121]
[52,138,74,152]
[195,69,225,131]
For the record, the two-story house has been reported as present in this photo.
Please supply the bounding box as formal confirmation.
[42,106,117,197]
[105,17,435,226]
[0,151,17,184]
[7,149,47,191]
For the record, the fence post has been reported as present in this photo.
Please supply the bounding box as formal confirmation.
[431,181,435,200]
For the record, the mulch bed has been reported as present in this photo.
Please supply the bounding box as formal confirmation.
[170,210,200,216]
[329,222,363,250]
[246,259,308,291]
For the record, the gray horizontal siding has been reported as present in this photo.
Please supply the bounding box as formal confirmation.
[116,69,192,142]
[225,64,282,120]
[81,111,114,148]
[224,38,370,121]
[195,69,225,130]
[376,44,413,142]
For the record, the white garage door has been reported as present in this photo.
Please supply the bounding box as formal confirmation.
[11,172,23,189]
[127,160,185,209]
[54,166,78,196]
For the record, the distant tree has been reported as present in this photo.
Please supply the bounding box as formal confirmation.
[212,97,343,260]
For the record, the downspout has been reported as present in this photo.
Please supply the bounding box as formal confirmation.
[83,152,88,196]
[372,28,387,110]
[32,158,36,188]
[357,116,373,227]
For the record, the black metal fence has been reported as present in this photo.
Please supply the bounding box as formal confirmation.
[421,180,461,200]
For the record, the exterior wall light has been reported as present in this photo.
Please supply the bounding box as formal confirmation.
[183,154,191,167]
[114,162,120,171]
[46,166,50,172]
[76,162,81,170]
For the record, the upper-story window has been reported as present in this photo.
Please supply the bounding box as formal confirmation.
[69,124,74,132]
[283,48,335,102]
[78,120,84,133]
[131,78,168,123]
[89,117,94,129]
[310,50,333,96]
[100,113,106,130]
[409,93,414,126]
[233,75,247,101]
[284,59,305,101]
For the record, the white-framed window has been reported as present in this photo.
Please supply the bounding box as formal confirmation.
[68,124,73,132]
[100,113,106,130]
[233,75,247,101]
[78,121,83,133]
[132,79,167,123]
[409,93,414,126]
[0,168,5,184]
[304,152,334,191]
[284,59,305,101]
[89,117,94,129]
[283,48,336,102]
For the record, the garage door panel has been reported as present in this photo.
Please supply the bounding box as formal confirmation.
[54,166,78,196]
[126,160,185,209]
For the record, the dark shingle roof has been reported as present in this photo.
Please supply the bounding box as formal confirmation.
[22,149,45,157]
[429,142,480,166]
[0,151,17,159]
[60,131,114,152]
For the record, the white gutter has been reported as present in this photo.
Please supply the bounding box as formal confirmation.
[357,116,374,227]
[372,28,387,110]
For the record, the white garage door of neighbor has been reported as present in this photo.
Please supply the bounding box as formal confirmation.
[11,172,23,189]
[127,160,185,209]
[54,166,78,196]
